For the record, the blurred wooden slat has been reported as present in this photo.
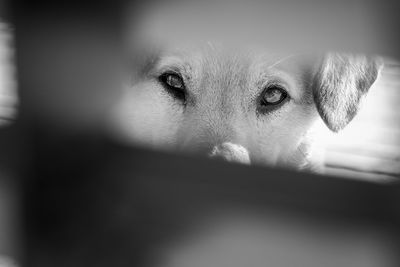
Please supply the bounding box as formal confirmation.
[325,151,400,175]
[327,129,400,146]
[324,166,398,183]
[325,143,400,161]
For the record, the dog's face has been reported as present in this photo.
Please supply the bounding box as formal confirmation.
[112,44,381,170]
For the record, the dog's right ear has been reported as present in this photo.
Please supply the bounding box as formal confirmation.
[312,53,383,132]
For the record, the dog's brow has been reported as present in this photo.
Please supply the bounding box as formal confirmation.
[250,53,296,71]
[154,53,199,81]
[136,51,161,77]
[207,41,215,50]
[156,56,186,72]
[267,54,296,69]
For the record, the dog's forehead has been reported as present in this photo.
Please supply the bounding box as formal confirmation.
[154,44,314,102]
[158,44,309,74]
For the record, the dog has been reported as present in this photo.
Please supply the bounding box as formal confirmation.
[111,44,382,172]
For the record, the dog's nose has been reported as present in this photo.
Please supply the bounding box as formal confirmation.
[209,142,250,165]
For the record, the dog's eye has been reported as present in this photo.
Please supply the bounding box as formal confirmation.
[262,87,287,105]
[159,72,186,101]
[258,85,288,113]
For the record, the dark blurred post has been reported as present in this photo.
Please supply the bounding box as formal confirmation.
[14,1,123,132]
[12,1,124,266]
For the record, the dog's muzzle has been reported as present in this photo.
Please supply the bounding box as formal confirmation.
[209,142,250,165]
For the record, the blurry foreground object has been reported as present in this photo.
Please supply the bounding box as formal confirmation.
[25,134,400,267]
[0,15,19,267]
[0,22,17,127]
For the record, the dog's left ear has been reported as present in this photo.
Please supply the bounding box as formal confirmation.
[312,53,383,132]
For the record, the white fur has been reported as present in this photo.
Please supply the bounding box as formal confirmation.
[110,45,380,172]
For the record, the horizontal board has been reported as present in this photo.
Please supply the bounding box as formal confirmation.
[324,166,398,183]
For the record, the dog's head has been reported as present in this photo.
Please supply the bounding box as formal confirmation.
[113,45,382,169]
